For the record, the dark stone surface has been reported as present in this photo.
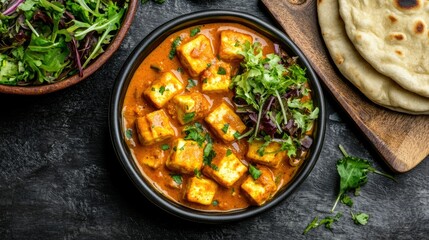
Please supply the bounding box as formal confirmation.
[0,1,428,239]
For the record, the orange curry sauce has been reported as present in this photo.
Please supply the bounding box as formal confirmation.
[122,23,300,211]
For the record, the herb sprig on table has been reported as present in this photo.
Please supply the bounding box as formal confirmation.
[303,145,395,235]
[0,0,126,85]
[232,42,318,159]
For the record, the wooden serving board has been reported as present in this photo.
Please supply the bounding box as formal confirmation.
[261,0,429,173]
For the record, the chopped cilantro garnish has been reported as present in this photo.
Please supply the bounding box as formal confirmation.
[190,27,201,37]
[217,66,227,75]
[170,174,182,185]
[183,112,195,124]
[169,36,182,60]
[249,164,261,180]
[203,143,218,170]
[183,122,207,147]
[186,79,197,90]
[125,129,133,139]
[194,168,202,178]
[159,86,166,95]
[221,123,229,134]
[177,67,184,73]
[161,144,170,151]
[212,200,219,206]
[226,149,232,156]
[233,132,241,139]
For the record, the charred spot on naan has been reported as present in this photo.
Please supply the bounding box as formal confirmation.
[394,0,421,10]
[413,20,426,34]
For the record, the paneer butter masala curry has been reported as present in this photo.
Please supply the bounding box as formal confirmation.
[122,23,319,211]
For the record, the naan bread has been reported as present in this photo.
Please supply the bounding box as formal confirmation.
[317,0,429,114]
[338,0,429,97]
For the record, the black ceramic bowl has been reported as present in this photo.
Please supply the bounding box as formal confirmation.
[110,10,326,223]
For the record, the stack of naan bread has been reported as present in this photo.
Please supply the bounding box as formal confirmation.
[318,0,429,114]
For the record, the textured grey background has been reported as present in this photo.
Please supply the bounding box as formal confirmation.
[0,0,428,239]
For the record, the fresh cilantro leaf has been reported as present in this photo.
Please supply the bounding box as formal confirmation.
[183,112,195,124]
[177,67,183,73]
[340,194,353,207]
[226,149,232,156]
[183,122,206,146]
[212,200,219,206]
[203,143,218,170]
[186,79,197,90]
[331,145,395,212]
[170,174,182,185]
[249,164,261,180]
[161,144,170,151]
[169,36,182,60]
[221,123,229,134]
[217,66,226,75]
[351,212,369,225]
[125,129,133,139]
[303,213,342,235]
[190,27,200,37]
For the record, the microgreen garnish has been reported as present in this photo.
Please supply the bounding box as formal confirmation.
[226,149,233,157]
[232,41,318,158]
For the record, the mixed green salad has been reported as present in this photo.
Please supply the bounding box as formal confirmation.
[0,0,127,85]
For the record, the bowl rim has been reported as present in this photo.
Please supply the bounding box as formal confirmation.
[109,9,326,223]
[0,0,138,95]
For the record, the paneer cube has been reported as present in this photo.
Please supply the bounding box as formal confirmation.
[200,61,232,93]
[247,140,287,168]
[205,102,246,142]
[185,177,218,205]
[144,72,184,108]
[240,166,277,206]
[140,147,166,169]
[166,138,203,174]
[203,148,248,188]
[172,92,210,125]
[135,109,175,146]
[177,35,215,77]
[218,30,253,61]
